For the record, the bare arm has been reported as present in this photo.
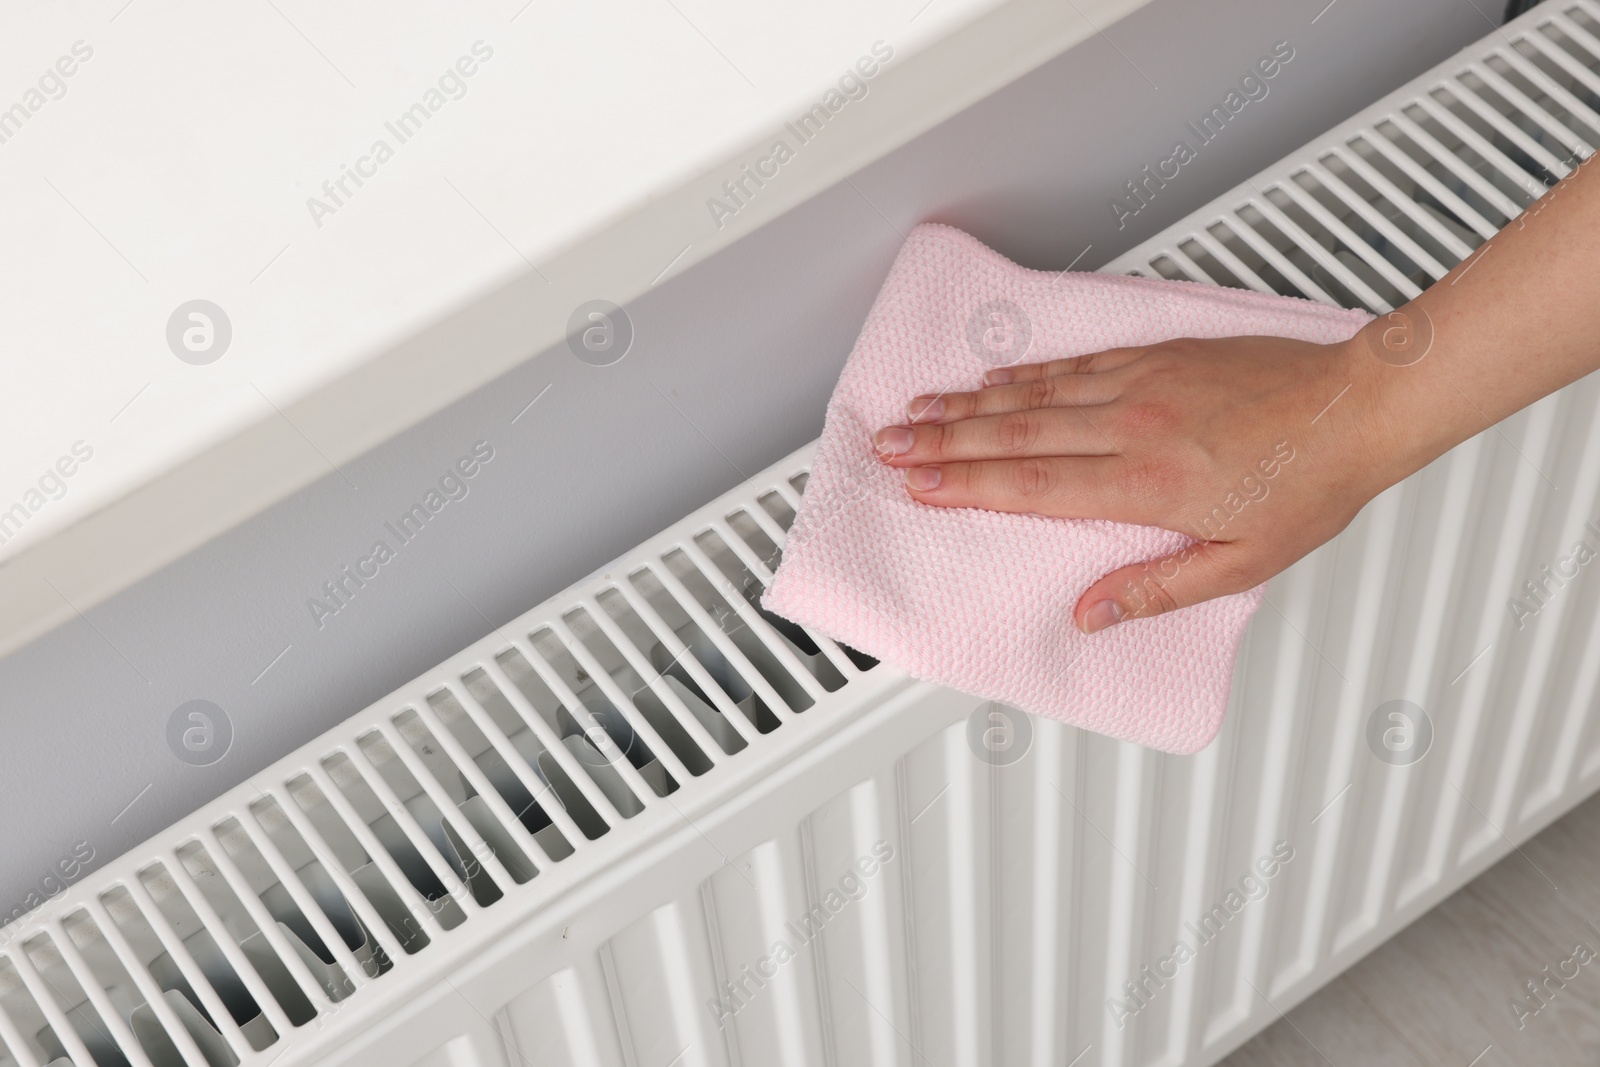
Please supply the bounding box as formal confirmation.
[873,154,1600,633]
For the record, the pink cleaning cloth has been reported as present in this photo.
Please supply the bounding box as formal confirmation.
[763,223,1371,753]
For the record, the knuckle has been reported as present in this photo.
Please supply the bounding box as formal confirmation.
[947,392,973,420]
[1159,337,1204,361]
[1012,457,1055,499]
[996,411,1037,454]
[1117,401,1178,439]
[1141,571,1181,615]
[1022,378,1058,410]
[1211,554,1259,594]
[1121,565,1180,617]
[1114,460,1172,506]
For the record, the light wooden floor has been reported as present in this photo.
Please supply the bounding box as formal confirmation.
[1219,791,1600,1066]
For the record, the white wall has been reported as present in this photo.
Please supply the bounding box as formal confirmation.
[0,0,1494,917]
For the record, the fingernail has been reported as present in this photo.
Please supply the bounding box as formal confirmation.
[983,369,1013,386]
[903,466,941,491]
[875,426,914,456]
[908,396,944,422]
[1081,599,1126,634]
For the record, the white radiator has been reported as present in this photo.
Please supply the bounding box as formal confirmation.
[6,4,1600,1066]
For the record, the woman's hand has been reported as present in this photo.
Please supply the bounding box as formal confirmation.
[873,335,1400,633]
[872,154,1600,634]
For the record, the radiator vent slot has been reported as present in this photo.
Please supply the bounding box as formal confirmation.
[2,4,1596,1066]
[0,456,875,1067]
[1126,3,1599,311]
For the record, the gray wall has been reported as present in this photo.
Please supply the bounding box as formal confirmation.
[0,0,1492,917]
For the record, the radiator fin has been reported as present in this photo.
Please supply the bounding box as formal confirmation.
[4,4,1600,1066]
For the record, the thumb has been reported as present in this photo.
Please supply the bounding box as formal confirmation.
[1074,541,1257,634]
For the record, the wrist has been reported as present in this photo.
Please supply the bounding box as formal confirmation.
[1325,320,1443,501]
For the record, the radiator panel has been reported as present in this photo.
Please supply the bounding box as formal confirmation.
[3,4,1600,1066]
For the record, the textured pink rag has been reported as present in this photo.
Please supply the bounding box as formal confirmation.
[763,223,1371,753]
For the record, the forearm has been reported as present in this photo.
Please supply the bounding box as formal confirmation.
[1350,152,1600,488]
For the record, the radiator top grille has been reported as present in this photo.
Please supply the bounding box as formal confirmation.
[3,3,1599,1066]
[0,463,878,1067]
[1110,2,1600,297]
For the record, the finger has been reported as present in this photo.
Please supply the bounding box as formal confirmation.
[900,456,1151,523]
[876,409,1117,466]
[904,373,1121,424]
[981,346,1147,386]
[1074,541,1261,633]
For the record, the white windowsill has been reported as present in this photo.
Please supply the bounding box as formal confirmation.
[0,0,1151,657]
